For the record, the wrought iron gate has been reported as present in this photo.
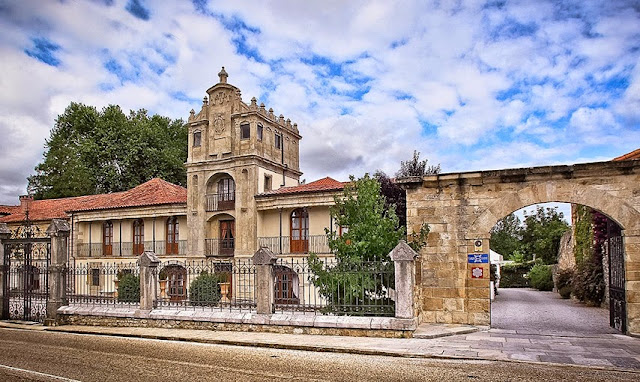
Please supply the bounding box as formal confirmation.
[609,235,626,332]
[2,238,50,322]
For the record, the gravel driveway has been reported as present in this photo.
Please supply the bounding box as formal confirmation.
[491,288,618,335]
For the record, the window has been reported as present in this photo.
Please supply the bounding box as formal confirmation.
[264,175,272,192]
[275,132,282,149]
[241,123,250,139]
[162,265,187,302]
[193,131,201,147]
[166,217,179,255]
[133,219,144,255]
[257,124,263,141]
[290,208,309,253]
[91,268,100,287]
[219,220,235,256]
[103,221,113,256]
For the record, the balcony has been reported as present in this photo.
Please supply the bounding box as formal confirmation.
[205,192,235,212]
[76,240,187,258]
[258,235,330,255]
[205,238,235,257]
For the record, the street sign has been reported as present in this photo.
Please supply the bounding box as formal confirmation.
[468,253,489,263]
[471,267,484,279]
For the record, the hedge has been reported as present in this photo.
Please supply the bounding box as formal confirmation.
[499,261,534,288]
[528,264,554,291]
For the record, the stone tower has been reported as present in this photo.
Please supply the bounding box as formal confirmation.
[186,67,302,258]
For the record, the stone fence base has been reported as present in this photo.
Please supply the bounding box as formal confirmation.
[57,306,417,338]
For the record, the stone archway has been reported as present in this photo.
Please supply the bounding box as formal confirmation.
[401,159,640,335]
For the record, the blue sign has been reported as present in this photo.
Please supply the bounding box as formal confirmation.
[468,254,489,263]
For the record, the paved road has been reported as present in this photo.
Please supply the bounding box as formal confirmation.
[0,328,637,382]
[491,288,618,335]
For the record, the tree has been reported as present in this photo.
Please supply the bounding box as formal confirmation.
[520,206,570,264]
[28,102,188,199]
[374,170,406,228]
[308,174,405,314]
[490,214,523,259]
[396,150,440,178]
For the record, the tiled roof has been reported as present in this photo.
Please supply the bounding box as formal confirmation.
[613,148,640,161]
[0,205,19,216]
[258,177,346,197]
[0,178,186,223]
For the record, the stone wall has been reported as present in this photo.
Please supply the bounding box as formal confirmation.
[401,159,640,334]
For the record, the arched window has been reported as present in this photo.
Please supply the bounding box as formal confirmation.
[103,221,113,256]
[274,265,299,305]
[290,208,309,253]
[161,265,187,302]
[166,217,179,255]
[133,219,144,255]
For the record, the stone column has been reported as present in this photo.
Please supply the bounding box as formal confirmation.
[253,247,276,315]
[0,223,11,320]
[139,251,160,311]
[389,241,418,319]
[45,219,70,325]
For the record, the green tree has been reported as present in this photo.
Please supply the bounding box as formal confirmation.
[490,214,523,259]
[308,174,405,314]
[374,170,406,229]
[520,206,570,264]
[396,150,440,178]
[28,102,187,199]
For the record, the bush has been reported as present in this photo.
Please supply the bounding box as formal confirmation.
[499,261,534,288]
[117,273,140,303]
[528,264,554,291]
[572,259,605,306]
[189,271,222,306]
[555,267,573,299]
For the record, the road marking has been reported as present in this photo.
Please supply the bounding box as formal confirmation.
[0,363,82,382]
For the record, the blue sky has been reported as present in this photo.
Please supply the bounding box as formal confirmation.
[0,0,639,208]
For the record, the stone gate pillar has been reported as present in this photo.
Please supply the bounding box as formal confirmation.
[139,251,160,311]
[253,247,276,315]
[0,223,11,320]
[45,219,70,325]
[390,241,419,319]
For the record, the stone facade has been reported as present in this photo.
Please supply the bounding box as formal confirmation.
[401,160,640,334]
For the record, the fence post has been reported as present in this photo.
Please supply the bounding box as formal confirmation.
[0,223,11,320]
[389,241,419,319]
[139,251,160,310]
[253,247,277,315]
[45,219,71,325]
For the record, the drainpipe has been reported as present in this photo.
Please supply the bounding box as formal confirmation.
[279,208,283,254]
[88,221,92,257]
[153,216,156,253]
[119,221,122,256]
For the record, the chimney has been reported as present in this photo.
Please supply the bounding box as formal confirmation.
[19,195,33,208]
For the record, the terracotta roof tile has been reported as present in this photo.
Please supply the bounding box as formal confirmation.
[0,178,186,223]
[0,205,19,216]
[258,177,346,197]
[613,148,640,161]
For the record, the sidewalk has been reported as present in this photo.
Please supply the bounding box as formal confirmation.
[2,321,640,372]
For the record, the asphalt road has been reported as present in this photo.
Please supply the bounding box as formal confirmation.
[491,288,618,334]
[0,328,637,381]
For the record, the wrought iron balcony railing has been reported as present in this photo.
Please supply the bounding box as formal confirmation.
[205,192,235,212]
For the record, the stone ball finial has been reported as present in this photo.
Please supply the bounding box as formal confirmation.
[190,109,195,115]
[218,66,228,83]
[251,96,257,105]
[203,96,208,105]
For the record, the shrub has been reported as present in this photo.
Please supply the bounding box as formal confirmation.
[555,267,573,299]
[189,271,222,306]
[117,273,140,303]
[572,258,605,306]
[499,261,534,288]
[528,264,554,291]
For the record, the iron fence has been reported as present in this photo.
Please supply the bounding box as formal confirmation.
[273,257,395,316]
[66,262,140,307]
[154,259,256,312]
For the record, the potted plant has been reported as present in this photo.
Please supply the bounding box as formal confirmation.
[158,268,168,299]
[218,272,231,304]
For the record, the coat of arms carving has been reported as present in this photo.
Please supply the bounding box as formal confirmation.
[213,113,225,134]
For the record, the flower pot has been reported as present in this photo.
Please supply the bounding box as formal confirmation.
[219,282,231,304]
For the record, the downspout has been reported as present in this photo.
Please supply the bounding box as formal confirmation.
[88,221,92,257]
[153,216,156,253]
[279,208,283,254]
[119,221,122,256]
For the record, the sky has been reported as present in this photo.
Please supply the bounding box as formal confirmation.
[0,0,639,208]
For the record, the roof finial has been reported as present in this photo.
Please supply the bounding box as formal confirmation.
[218,66,228,83]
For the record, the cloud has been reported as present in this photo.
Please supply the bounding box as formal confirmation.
[0,0,639,205]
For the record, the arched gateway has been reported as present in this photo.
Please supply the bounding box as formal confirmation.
[400,159,640,335]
